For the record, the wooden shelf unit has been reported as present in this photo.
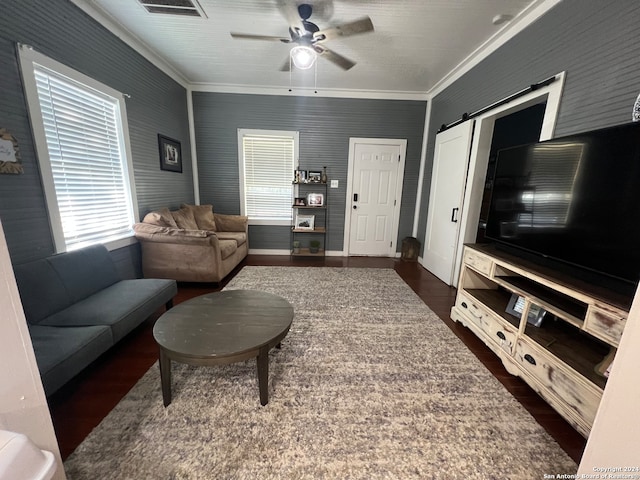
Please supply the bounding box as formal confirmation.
[291,181,328,257]
[451,243,631,437]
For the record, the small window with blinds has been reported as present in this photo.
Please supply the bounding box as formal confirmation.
[19,45,137,252]
[238,129,298,225]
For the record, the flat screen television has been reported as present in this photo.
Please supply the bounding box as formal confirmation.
[485,122,640,295]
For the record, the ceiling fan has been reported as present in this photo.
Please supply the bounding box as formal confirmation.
[230,3,374,71]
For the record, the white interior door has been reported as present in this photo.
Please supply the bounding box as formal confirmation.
[423,121,475,285]
[346,139,405,256]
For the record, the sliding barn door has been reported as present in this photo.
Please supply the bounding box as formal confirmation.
[423,121,475,285]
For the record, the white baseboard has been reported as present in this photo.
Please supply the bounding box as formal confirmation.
[248,249,405,258]
[248,249,345,256]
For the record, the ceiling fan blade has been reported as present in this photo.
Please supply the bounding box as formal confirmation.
[280,56,292,72]
[230,32,291,43]
[316,46,356,71]
[276,0,305,32]
[313,17,374,42]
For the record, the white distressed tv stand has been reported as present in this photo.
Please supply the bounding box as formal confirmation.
[451,243,631,436]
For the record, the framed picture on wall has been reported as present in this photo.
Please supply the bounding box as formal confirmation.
[158,134,182,173]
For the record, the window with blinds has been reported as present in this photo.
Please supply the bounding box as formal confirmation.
[238,130,297,224]
[19,45,137,252]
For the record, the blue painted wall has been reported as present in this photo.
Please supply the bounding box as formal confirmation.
[193,92,426,251]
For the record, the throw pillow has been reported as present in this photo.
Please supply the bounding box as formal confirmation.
[181,204,217,231]
[143,207,178,228]
[142,212,164,226]
[171,207,198,230]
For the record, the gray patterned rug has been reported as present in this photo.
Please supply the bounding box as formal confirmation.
[64,267,577,479]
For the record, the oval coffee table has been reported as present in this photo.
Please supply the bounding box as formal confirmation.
[152,289,293,407]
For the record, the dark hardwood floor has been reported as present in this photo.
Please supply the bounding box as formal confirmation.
[48,255,586,464]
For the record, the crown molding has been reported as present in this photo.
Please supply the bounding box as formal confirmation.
[69,0,190,88]
[427,0,562,98]
[189,83,428,101]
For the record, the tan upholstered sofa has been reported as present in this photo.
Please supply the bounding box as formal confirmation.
[133,204,248,283]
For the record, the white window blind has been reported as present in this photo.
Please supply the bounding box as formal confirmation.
[240,131,296,223]
[32,64,135,251]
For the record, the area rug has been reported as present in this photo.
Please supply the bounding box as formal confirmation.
[64,267,577,479]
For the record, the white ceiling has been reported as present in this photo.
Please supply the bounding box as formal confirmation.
[74,0,555,98]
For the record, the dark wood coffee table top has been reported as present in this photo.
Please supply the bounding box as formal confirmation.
[154,289,293,359]
[152,289,294,406]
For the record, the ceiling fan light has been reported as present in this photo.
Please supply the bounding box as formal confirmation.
[290,46,317,70]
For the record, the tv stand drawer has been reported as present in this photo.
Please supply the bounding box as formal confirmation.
[584,305,627,347]
[514,338,601,432]
[455,291,517,355]
[463,248,492,276]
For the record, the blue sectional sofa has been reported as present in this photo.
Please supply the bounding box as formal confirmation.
[13,244,177,396]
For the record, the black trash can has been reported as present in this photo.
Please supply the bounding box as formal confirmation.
[401,236,420,262]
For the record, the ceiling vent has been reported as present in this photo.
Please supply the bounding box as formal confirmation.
[138,0,206,17]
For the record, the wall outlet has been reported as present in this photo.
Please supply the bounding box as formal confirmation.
[330,179,339,188]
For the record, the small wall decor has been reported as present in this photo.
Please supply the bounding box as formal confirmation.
[158,134,182,173]
[0,129,23,174]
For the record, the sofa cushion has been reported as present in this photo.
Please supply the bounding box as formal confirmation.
[13,258,73,325]
[172,207,199,230]
[215,213,248,232]
[218,239,238,260]
[29,324,113,395]
[47,244,120,303]
[143,207,178,228]
[215,231,247,247]
[40,278,177,342]
[181,204,216,231]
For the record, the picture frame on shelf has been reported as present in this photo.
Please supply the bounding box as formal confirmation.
[294,169,307,184]
[294,214,315,230]
[158,134,182,173]
[308,171,322,183]
[307,193,324,207]
[294,197,307,206]
[505,293,546,327]
[505,293,525,318]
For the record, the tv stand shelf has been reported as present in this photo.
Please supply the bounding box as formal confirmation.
[451,244,631,437]
[494,275,588,327]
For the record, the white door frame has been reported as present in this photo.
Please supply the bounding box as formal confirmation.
[343,138,407,256]
[442,71,566,286]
